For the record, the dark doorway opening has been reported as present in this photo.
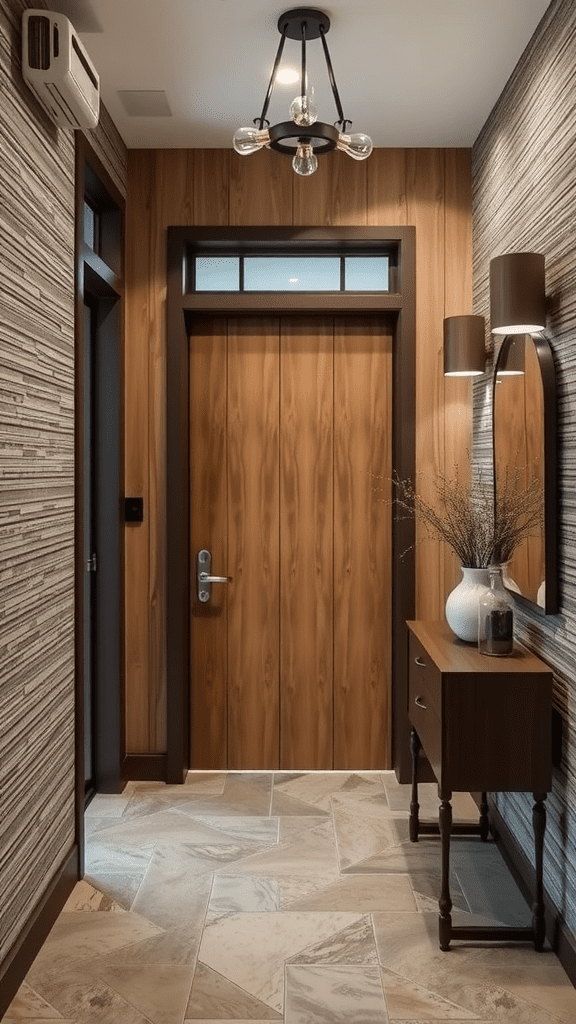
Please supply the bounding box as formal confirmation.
[75,138,125,868]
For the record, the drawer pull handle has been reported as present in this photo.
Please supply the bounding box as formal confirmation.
[414,656,427,668]
[414,696,427,710]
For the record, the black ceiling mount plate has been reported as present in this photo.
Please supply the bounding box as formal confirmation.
[277,7,330,40]
[268,120,339,154]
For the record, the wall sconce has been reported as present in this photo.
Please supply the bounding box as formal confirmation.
[495,334,526,376]
[490,252,546,335]
[443,315,486,376]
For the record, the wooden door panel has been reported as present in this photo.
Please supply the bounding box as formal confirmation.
[190,314,392,770]
[227,318,280,768]
[190,318,228,768]
[280,318,333,769]
[334,317,392,769]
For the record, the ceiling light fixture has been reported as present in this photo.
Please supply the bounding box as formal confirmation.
[232,7,373,177]
[276,68,299,85]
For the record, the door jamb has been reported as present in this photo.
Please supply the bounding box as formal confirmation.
[166,226,416,783]
[75,137,125,853]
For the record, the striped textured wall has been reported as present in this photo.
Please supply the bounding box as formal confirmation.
[472,0,576,948]
[0,0,126,967]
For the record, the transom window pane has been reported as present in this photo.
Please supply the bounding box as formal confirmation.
[196,256,240,291]
[244,257,341,291]
[345,256,389,291]
[192,253,391,293]
[84,201,97,250]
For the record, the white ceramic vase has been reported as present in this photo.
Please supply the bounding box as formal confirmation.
[445,566,492,643]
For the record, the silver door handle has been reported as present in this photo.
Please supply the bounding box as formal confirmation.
[198,572,232,584]
[414,656,427,668]
[196,549,232,603]
[414,696,427,710]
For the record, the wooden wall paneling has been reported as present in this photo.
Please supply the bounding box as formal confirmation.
[367,149,408,226]
[125,150,153,751]
[293,151,367,225]
[124,149,474,766]
[194,150,230,225]
[227,318,280,767]
[280,317,334,769]
[443,148,473,598]
[148,151,195,751]
[406,149,446,620]
[334,317,392,769]
[189,318,228,767]
[229,149,293,226]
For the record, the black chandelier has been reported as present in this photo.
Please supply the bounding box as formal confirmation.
[232,7,373,177]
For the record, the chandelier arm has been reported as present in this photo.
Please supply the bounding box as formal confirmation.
[257,26,288,129]
[319,25,347,129]
[301,20,307,100]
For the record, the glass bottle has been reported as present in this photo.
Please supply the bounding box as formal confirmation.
[478,565,514,656]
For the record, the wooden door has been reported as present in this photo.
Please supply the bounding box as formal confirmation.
[190,315,392,770]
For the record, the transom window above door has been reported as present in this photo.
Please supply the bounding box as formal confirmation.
[175,228,405,314]
[194,255,390,293]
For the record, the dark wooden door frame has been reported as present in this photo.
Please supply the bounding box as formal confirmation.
[75,136,125,851]
[166,226,416,784]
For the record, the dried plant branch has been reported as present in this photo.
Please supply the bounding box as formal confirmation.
[374,465,543,568]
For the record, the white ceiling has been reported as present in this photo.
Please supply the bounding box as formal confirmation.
[50,0,551,149]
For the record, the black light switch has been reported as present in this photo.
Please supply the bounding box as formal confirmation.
[125,496,144,523]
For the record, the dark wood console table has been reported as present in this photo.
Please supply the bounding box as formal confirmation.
[407,620,552,951]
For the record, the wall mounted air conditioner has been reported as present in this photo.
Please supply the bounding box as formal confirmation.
[22,9,99,129]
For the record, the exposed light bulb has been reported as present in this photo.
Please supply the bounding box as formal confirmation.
[276,67,299,85]
[292,143,318,176]
[289,92,318,126]
[336,132,373,161]
[232,126,270,155]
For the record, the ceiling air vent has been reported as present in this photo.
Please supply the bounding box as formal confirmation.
[117,90,172,117]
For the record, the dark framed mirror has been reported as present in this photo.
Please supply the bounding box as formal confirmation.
[492,333,558,613]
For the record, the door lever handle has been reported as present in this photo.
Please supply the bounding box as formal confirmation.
[196,549,232,603]
[198,571,232,584]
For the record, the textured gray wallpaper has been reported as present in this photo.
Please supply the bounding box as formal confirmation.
[472,0,576,946]
[0,0,126,966]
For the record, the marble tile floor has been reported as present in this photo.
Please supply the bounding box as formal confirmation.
[6,771,576,1024]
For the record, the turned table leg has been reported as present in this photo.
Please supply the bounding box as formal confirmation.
[409,728,421,842]
[439,796,453,951]
[532,793,547,951]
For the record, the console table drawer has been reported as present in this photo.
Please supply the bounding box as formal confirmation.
[407,620,553,794]
[408,632,442,778]
[409,632,441,716]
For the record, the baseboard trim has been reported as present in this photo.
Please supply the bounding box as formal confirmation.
[122,753,167,781]
[0,845,79,1019]
[489,798,576,987]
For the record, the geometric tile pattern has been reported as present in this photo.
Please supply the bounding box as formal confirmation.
[6,771,576,1023]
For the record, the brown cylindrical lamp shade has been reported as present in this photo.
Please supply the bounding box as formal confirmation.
[496,334,526,375]
[443,315,485,376]
[490,252,546,334]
